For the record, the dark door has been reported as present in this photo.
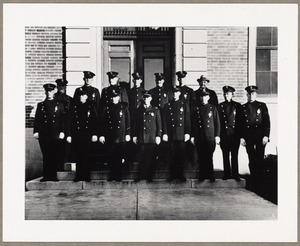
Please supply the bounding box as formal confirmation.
[136,40,172,90]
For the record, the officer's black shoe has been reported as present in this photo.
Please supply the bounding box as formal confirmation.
[234,177,241,181]
[40,178,48,182]
[180,177,187,182]
[115,178,122,182]
[73,178,81,182]
[51,178,59,182]
[84,178,91,182]
[107,177,115,182]
[134,178,140,182]
[209,177,216,182]
[198,177,205,182]
[146,178,153,183]
[222,176,230,180]
[166,177,173,182]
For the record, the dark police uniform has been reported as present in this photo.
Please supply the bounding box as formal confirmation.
[218,86,243,180]
[191,92,220,181]
[175,71,195,109]
[100,71,129,112]
[67,94,98,182]
[162,92,191,181]
[241,86,270,191]
[54,78,73,171]
[149,86,171,110]
[73,71,101,113]
[133,100,162,181]
[195,75,219,107]
[34,83,65,181]
[128,86,145,118]
[99,98,130,181]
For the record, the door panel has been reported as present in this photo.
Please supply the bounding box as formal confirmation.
[103,40,134,88]
[144,58,164,90]
[137,40,171,90]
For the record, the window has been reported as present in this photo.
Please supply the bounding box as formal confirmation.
[256,27,278,95]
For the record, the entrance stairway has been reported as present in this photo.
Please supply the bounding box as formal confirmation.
[26,162,246,190]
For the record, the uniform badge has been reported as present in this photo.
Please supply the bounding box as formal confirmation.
[55,106,58,112]
[120,111,123,116]
[257,108,261,115]
[180,107,184,112]
[151,112,154,116]
[184,94,187,99]
[208,111,212,118]
[87,111,90,117]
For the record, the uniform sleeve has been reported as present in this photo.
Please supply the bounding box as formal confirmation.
[98,105,106,137]
[125,106,131,136]
[240,105,247,139]
[121,88,129,106]
[161,105,168,135]
[65,105,74,137]
[262,103,271,138]
[211,91,219,106]
[184,103,191,135]
[235,103,243,139]
[190,106,197,138]
[95,89,101,114]
[73,88,80,105]
[90,104,98,136]
[155,108,162,137]
[213,106,221,137]
[33,103,42,134]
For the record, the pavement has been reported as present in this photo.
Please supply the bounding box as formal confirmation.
[25,183,277,220]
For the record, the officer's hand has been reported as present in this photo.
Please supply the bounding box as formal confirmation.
[66,136,72,143]
[155,136,161,145]
[190,137,195,145]
[162,134,168,142]
[33,132,39,139]
[91,135,98,142]
[99,136,105,144]
[262,136,269,145]
[59,132,65,139]
[133,137,138,144]
[184,134,190,142]
[240,138,246,147]
[125,135,131,142]
[215,136,220,145]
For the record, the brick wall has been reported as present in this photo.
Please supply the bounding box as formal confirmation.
[25,26,64,128]
[207,27,248,104]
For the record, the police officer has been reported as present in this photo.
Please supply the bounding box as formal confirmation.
[99,89,131,181]
[195,75,219,106]
[133,92,162,182]
[66,89,98,182]
[127,72,146,163]
[128,72,145,119]
[162,87,191,182]
[218,86,243,181]
[191,90,221,182]
[54,78,73,171]
[240,85,270,192]
[149,73,171,110]
[73,71,101,114]
[100,71,129,112]
[33,83,65,182]
[175,71,195,109]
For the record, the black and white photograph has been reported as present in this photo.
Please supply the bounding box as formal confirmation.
[3,3,298,242]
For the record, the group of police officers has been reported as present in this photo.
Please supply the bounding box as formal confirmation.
[33,70,270,192]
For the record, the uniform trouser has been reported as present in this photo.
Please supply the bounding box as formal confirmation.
[73,134,92,180]
[137,144,156,180]
[196,140,216,179]
[220,137,240,178]
[38,136,60,180]
[57,139,66,171]
[168,141,186,178]
[108,143,124,180]
[245,138,265,190]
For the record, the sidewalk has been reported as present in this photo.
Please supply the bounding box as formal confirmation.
[25,182,277,220]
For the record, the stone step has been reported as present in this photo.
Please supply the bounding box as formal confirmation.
[26,178,246,191]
